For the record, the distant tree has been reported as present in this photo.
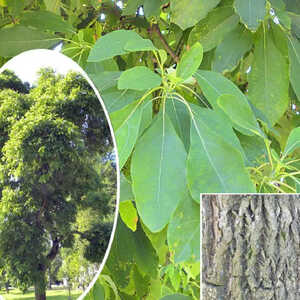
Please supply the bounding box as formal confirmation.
[57,207,113,292]
[0,69,116,300]
[0,70,30,94]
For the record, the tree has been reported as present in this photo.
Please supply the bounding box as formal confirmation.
[0,70,115,300]
[202,194,300,299]
[1,0,300,299]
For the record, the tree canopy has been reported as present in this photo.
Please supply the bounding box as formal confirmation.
[0,69,116,300]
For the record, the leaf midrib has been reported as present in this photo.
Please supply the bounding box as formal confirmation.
[155,115,165,213]
[191,111,227,190]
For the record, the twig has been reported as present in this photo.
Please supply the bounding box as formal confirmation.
[152,23,179,63]
[162,2,170,10]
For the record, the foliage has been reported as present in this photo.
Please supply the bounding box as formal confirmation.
[0,70,115,299]
[1,0,300,298]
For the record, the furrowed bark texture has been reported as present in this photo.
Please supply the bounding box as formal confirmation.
[202,194,300,300]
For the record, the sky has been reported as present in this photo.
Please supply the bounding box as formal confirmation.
[0,46,83,84]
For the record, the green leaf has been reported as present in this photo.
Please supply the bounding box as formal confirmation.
[195,70,245,109]
[143,0,161,19]
[234,0,266,31]
[194,70,254,136]
[101,87,143,113]
[90,281,106,300]
[270,0,291,29]
[166,97,191,152]
[249,102,272,130]
[132,265,150,298]
[176,42,203,81]
[271,20,289,56]
[118,66,162,91]
[4,0,24,16]
[20,11,75,33]
[142,225,168,264]
[158,49,167,66]
[212,24,253,73]
[88,30,134,62]
[217,94,263,137]
[123,0,144,15]
[288,36,300,102]
[98,275,120,300]
[193,107,247,161]
[170,0,221,30]
[90,71,122,92]
[167,266,181,291]
[120,173,134,203]
[44,0,61,14]
[119,173,138,231]
[296,181,300,193]
[148,276,162,300]
[0,25,58,57]
[110,100,143,169]
[131,112,187,232]
[283,127,300,157]
[270,0,286,10]
[187,101,248,165]
[160,294,193,300]
[290,13,300,39]
[88,30,156,62]
[138,101,153,136]
[168,194,200,263]
[248,25,289,125]
[188,7,239,52]
[85,59,119,74]
[187,104,255,195]
[237,133,268,167]
[284,0,300,14]
[119,201,138,232]
[106,218,159,279]
[124,38,157,52]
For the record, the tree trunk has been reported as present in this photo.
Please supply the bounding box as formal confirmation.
[202,194,300,300]
[68,284,72,300]
[34,269,47,300]
[34,286,46,300]
[48,273,52,290]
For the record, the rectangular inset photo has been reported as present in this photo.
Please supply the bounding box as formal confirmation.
[201,194,300,300]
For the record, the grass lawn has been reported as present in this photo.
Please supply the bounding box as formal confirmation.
[0,287,82,300]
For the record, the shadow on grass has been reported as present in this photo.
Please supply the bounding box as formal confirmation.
[0,288,81,300]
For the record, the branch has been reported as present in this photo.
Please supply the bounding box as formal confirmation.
[162,2,170,10]
[36,198,47,224]
[152,24,179,63]
[46,237,60,262]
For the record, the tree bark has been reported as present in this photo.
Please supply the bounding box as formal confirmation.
[202,194,300,300]
[34,268,47,300]
[33,237,60,300]
[34,286,46,300]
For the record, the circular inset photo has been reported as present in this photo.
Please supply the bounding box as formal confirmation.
[0,50,119,300]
